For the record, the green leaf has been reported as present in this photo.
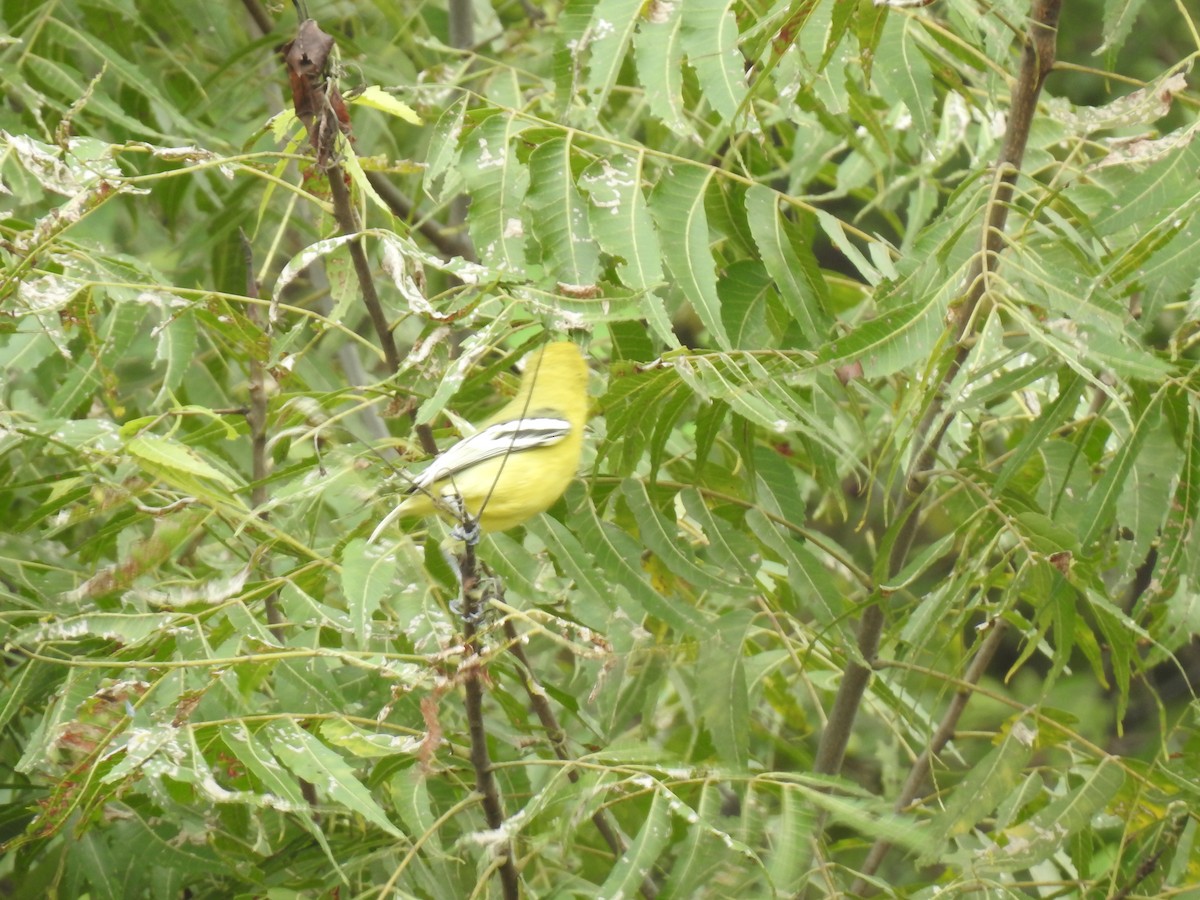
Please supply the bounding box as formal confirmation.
[979,758,1125,872]
[873,15,935,141]
[1090,138,1200,237]
[622,479,752,595]
[800,785,935,857]
[744,185,831,345]
[266,719,405,838]
[1115,413,1179,576]
[126,435,240,490]
[697,610,752,767]
[662,782,764,894]
[45,19,194,136]
[681,0,747,121]
[881,530,958,591]
[598,789,672,897]
[221,723,346,873]
[719,258,773,349]
[1079,391,1161,549]
[529,510,622,621]
[765,782,814,892]
[459,113,531,274]
[996,372,1087,494]
[814,209,886,285]
[745,509,849,629]
[73,830,125,900]
[582,0,644,111]
[152,309,196,408]
[349,85,422,124]
[1149,392,1200,635]
[1099,0,1150,53]
[671,351,795,433]
[424,97,469,198]
[341,538,394,648]
[321,717,422,758]
[817,298,948,379]
[580,152,665,293]
[102,813,225,887]
[921,720,1036,862]
[601,364,685,476]
[577,497,709,634]
[650,165,730,348]
[553,0,597,114]
[527,136,600,289]
[222,722,323,812]
[679,488,758,584]
[633,3,691,137]
[337,131,396,223]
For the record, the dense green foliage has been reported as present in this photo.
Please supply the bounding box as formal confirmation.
[1,0,1198,896]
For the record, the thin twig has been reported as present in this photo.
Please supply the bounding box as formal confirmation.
[240,229,285,643]
[458,540,521,900]
[325,167,402,372]
[240,0,274,35]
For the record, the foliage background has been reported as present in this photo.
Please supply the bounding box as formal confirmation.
[1,0,1199,896]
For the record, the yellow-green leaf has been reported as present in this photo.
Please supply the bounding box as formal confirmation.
[350,85,422,125]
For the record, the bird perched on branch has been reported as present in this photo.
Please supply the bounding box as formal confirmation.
[371,341,590,538]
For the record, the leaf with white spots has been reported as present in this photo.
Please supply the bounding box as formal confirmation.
[527,137,600,289]
[267,720,405,838]
[459,113,531,275]
[580,152,664,293]
[583,0,645,112]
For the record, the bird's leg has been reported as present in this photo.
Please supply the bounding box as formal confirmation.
[449,517,480,547]
[443,491,488,624]
[443,489,481,547]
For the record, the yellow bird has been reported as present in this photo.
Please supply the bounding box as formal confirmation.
[372,341,590,537]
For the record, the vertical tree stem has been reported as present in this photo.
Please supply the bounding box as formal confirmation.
[812,0,1063,815]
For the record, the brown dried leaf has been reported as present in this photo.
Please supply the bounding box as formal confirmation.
[280,19,352,166]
